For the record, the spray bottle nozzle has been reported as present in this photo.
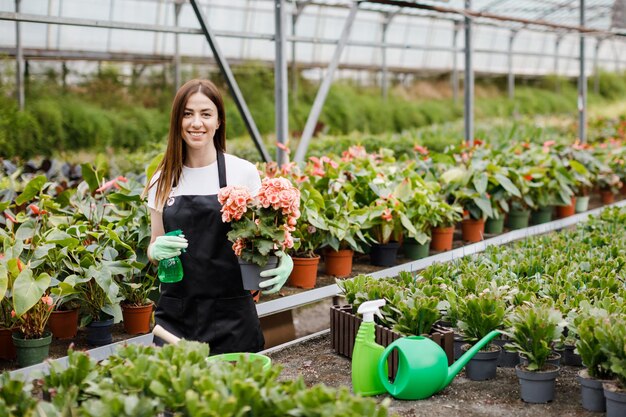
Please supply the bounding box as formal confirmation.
[357,299,386,323]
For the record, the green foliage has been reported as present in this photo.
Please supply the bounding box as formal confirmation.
[574,306,614,379]
[503,303,565,371]
[29,340,391,416]
[456,290,506,346]
[0,373,38,417]
[596,316,626,387]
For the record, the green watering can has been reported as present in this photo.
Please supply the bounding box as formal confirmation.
[377,329,501,400]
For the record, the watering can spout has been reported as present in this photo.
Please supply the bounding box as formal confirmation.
[441,330,501,390]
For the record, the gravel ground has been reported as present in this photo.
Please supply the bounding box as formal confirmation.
[268,332,599,417]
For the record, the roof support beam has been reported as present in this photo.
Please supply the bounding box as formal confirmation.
[294,1,360,163]
[363,0,620,35]
[15,0,24,110]
[275,0,289,166]
[578,0,587,143]
[464,0,474,146]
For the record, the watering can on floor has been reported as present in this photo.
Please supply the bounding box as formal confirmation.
[377,329,501,400]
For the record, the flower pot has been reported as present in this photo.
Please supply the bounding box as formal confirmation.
[601,190,616,204]
[453,333,465,360]
[578,369,612,412]
[461,218,485,242]
[0,327,16,360]
[530,206,553,225]
[563,344,583,367]
[484,217,504,234]
[324,249,354,278]
[492,338,520,368]
[238,256,279,291]
[402,239,430,260]
[86,318,114,346]
[48,308,79,339]
[575,195,590,213]
[12,331,52,368]
[369,242,400,267]
[287,255,320,289]
[555,197,576,218]
[515,363,560,403]
[122,303,154,335]
[462,344,500,381]
[604,382,626,417]
[430,226,454,252]
[506,209,530,230]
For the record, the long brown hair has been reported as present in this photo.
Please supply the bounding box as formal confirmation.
[144,79,227,211]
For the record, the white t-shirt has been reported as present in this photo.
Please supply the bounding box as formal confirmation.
[147,153,261,210]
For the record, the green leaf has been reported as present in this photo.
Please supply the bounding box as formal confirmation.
[472,173,488,194]
[15,220,36,241]
[45,229,80,247]
[146,153,164,183]
[81,163,100,193]
[0,263,7,300]
[13,270,51,316]
[15,175,47,205]
[473,197,493,218]
[494,174,521,197]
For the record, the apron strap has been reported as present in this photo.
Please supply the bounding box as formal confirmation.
[217,150,227,188]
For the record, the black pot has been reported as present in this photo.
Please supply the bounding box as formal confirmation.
[369,242,400,267]
[86,318,114,346]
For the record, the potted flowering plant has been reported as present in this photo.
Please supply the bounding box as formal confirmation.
[218,177,301,290]
[425,195,463,252]
[287,183,326,289]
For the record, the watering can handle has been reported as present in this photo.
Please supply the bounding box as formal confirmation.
[377,344,394,393]
[153,324,182,345]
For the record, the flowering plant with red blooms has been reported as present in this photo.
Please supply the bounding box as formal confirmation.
[218,177,301,266]
[14,295,55,339]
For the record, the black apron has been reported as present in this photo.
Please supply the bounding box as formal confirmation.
[155,151,265,354]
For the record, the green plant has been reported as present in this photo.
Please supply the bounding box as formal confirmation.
[456,289,507,347]
[596,316,626,388]
[390,292,441,336]
[573,306,614,379]
[503,303,565,371]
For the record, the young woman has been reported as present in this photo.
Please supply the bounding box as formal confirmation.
[145,79,293,354]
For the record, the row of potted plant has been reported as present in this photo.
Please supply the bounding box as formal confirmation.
[0,166,157,367]
[337,205,626,411]
[272,135,626,288]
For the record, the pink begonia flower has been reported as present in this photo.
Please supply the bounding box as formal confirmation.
[381,208,393,222]
[276,142,290,153]
[41,295,53,306]
[542,140,556,147]
[96,176,128,193]
[413,144,429,155]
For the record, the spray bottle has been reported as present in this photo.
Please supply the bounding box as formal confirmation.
[352,299,387,396]
[157,229,185,283]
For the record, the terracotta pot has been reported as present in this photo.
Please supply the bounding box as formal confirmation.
[555,197,576,218]
[48,308,79,339]
[0,327,16,360]
[430,226,454,251]
[461,218,485,242]
[324,249,354,278]
[251,290,261,303]
[287,255,320,289]
[121,303,154,335]
[601,190,616,204]
[621,183,626,196]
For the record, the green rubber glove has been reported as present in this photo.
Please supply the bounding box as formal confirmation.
[259,251,293,295]
[148,234,188,261]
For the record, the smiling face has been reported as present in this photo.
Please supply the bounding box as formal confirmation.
[181,92,221,152]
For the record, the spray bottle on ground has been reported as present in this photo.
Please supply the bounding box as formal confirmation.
[352,299,387,396]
